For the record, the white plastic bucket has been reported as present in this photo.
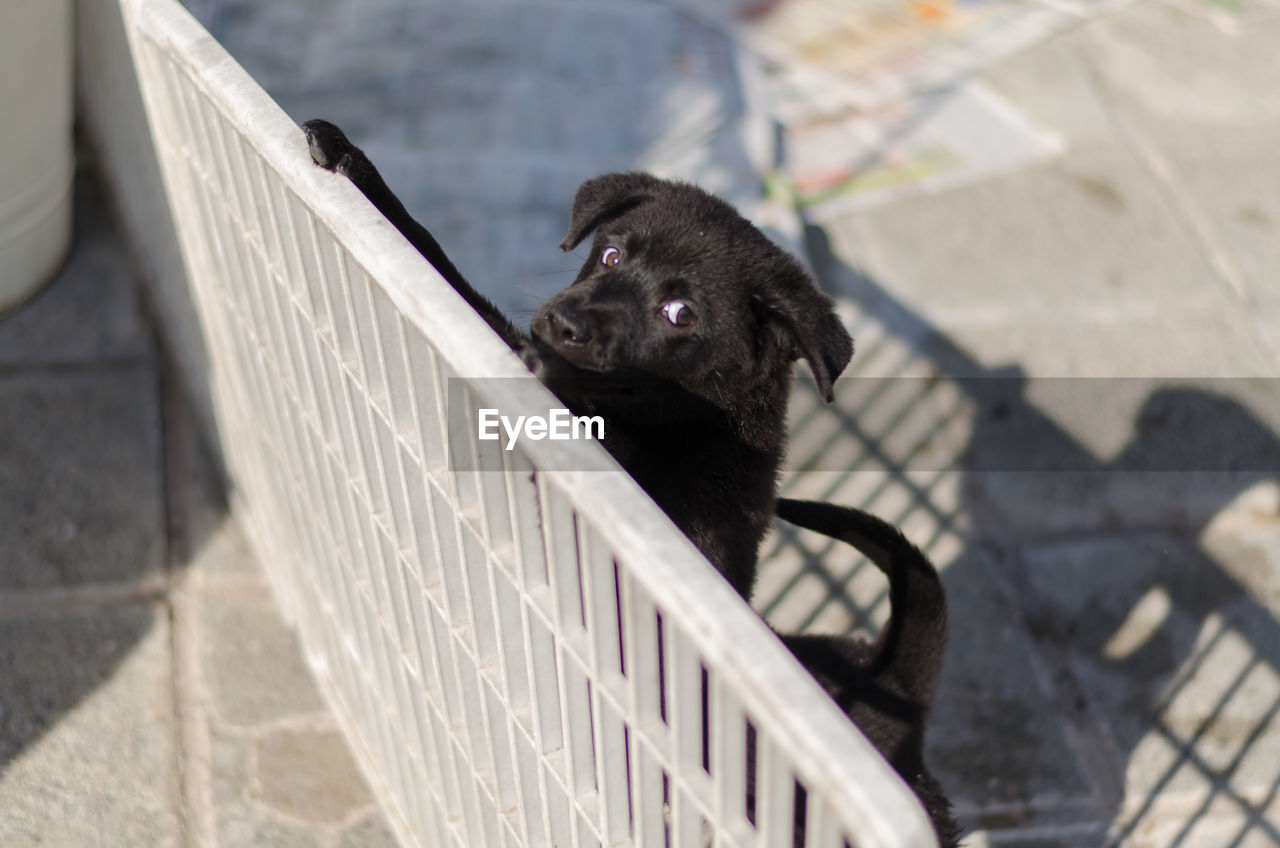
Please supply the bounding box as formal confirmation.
[0,0,74,314]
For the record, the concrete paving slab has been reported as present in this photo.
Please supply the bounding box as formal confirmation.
[178,491,260,583]
[198,584,329,729]
[1200,483,1280,618]
[802,222,1280,545]
[961,826,1111,848]
[1017,533,1280,845]
[1257,304,1280,370]
[978,38,1117,148]
[336,812,400,848]
[911,306,1280,379]
[206,722,394,848]
[1121,809,1280,848]
[816,202,1277,380]
[163,367,397,848]
[204,716,396,848]
[207,725,341,848]
[964,471,1280,546]
[0,172,153,366]
[931,549,1104,819]
[252,726,375,824]
[957,374,1280,540]
[0,605,180,848]
[0,119,396,844]
[1073,3,1280,130]
[821,20,1279,387]
[1127,126,1280,308]
[0,368,164,591]
[1069,3,1280,308]
[957,378,1280,541]
[823,142,1228,334]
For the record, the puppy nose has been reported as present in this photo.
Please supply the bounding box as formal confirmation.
[545,302,592,346]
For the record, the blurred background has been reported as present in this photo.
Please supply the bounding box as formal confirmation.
[2,0,1278,846]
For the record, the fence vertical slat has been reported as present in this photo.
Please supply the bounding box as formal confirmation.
[757,738,797,848]
[670,628,705,781]
[524,612,564,763]
[631,742,666,847]
[591,693,631,845]
[507,452,549,592]
[581,527,624,684]
[714,682,749,842]
[511,719,547,848]
[540,483,586,636]
[620,575,663,730]
[557,654,598,808]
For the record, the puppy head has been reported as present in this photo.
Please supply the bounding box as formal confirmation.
[532,173,852,406]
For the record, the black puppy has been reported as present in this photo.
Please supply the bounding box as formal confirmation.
[302,120,852,599]
[775,499,959,847]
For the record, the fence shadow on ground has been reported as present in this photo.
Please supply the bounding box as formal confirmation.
[757,225,1280,847]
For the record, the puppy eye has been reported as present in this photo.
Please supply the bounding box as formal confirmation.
[661,300,694,327]
[600,246,621,267]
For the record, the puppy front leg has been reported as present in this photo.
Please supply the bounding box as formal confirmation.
[301,119,525,352]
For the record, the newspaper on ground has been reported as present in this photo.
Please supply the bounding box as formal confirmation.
[665,0,1127,109]
[740,52,1064,221]
[668,0,1131,218]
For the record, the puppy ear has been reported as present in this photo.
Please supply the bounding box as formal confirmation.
[560,172,666,251]
[758,265,853,403]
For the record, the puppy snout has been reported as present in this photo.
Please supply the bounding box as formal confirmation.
[542,301,592,346]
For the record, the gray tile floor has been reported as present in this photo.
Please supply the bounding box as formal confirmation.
[0,173,398,848]
[2,1,1278,846]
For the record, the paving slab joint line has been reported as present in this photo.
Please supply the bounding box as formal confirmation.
[0,575,169,620]
[1058,27,1280,373]
[216,711,349,740]
[169,567,216,848]
[160,358,216,848]
[0,357,157,380]
[243,732,390,837]
[198,571,274,595]
[1059,25,1249,302]
[1089,99,1249,303]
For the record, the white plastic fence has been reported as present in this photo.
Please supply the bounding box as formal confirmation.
[77,2,937,846]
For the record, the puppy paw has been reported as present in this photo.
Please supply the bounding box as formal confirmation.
[517,340,544,375]
[301,119,356,172]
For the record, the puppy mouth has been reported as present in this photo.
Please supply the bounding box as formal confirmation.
[530,333,686,401]
[524,307,614,371]
[529,316,616,374]
[526,334,652,400]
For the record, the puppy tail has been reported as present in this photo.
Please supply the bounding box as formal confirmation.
[774,498,947,704]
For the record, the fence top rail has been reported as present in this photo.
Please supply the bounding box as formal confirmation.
[124,1,939,844]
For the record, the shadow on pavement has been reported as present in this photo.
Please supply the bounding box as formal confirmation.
[0,165,225,803]
[762,225,1280,846]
